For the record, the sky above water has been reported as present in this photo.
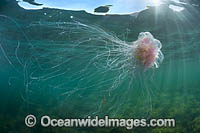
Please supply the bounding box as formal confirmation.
[18,0,182,14]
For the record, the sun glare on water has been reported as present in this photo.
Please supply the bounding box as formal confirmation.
[152,0,161,6]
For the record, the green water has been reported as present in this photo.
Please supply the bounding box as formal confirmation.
[1,3,200,133]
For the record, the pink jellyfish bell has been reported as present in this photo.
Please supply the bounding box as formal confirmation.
[134,32,163,69]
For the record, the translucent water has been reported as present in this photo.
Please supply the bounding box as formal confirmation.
[1,4,200,133]
[0,15,165,118]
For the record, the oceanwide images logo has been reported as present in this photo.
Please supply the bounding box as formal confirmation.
[25,115,175,129]
[39,115,146,129]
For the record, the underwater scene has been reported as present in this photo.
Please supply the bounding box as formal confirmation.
[0,0,200,132]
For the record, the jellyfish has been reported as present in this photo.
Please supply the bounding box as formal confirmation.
[0,15,164,118]
[134,32,163,70]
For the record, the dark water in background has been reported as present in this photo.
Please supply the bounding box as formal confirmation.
[1,1,200,133]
